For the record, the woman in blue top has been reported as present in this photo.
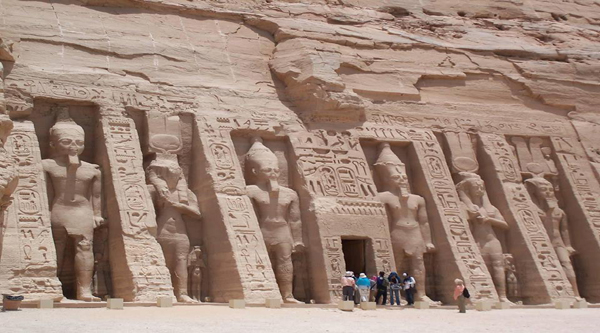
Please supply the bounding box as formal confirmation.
[356,273,372,302]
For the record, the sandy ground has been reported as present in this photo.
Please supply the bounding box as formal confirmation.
[0,305,598,333]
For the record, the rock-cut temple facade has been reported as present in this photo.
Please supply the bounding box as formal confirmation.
[1,0,600,306]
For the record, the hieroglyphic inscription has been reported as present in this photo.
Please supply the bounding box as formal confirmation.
[194,121,280,302]
[551,136,600,299]
[2,121,62,298]
[290,130,377,199]
[222,195,278,293]
[367,111,570,137]
[101,117,173,301]
[323,236,343,298]
[479,133,574,300]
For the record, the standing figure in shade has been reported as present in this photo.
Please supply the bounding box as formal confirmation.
[456,172,511,303]
[147,154,202,303]
[525,177,580,298]
[245,137,304,303]
[454,279,467,313]
[375,271,389,305]
[402,273,416,306]
[357,273,371,302]
[43,110,104,301]
[375,143,437,303]
[341,271,356,301]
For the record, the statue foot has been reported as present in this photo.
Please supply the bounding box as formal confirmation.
[283,297,304,304]
[178,295,198,303]
[419,295,441,305]
[78,294,101,302]
[499,297,515,305]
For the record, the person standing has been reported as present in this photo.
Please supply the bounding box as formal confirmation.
[357,273,371,302]
[341,271,356,301]
[388,272,402,306]
[454,279,467,313]
[402,273,416,306]
[375,271,389,305]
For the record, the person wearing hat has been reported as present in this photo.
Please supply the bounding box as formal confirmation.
[453,279,467,313]
[341,271,356,301]
[356,273,371,302]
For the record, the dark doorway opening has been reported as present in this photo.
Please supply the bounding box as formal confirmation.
[342,239,367,275]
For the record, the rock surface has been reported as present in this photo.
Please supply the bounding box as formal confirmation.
[0,0,599,305]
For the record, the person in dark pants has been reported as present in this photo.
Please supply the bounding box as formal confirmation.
[375,271,388,305]
[341,271,356,301]
[403,272,416,306]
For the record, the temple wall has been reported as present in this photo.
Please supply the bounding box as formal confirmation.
[1,0,599,305]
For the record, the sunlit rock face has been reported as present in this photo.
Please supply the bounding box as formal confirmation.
[1,0,599,305]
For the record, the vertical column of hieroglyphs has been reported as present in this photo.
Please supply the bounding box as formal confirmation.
[551,136,600,301]
[99,116,174,301]
[479,133,574,303]
[0,121,63,300]
[191,120,280,303]
[288,129,392,302]
[411,130,498,302]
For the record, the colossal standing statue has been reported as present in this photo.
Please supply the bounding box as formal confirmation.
[245,137,304,303]
[456,172,511,303]
[42,110,104,301]
[525,177,580,298]
[374,143,436,303]
[147,152,201,303]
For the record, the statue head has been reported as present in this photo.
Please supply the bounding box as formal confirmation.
[456,172,486,199]
[49,108,85,165]
[147,156,182,189]
[246,137,280,191]
[374,142,407,191]
[525,177,555,202]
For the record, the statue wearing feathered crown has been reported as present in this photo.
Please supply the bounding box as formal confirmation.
[42,108,104,301]
[245,137,304,303]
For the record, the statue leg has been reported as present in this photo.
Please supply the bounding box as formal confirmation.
[73,234,99,301]
[52,227,68,277]
[556,246,580,297]
[489,253,509,302]
[174,240,195,303]
[410,254,432,303]
[269,242,300,303]
[393,245,405,274]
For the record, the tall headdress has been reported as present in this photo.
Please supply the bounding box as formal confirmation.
[245,136,278,169]
[455,172,482,192]
[49,107,84,165]
[245,136,279,191]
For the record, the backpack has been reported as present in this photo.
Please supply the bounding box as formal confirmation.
[462,288,470,299]
[377,277,388,290]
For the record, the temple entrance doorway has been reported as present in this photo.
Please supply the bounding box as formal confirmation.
[342,239,367,276]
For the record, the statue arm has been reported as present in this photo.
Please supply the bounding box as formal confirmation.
[44,165,55,210]
[92,167,105,228]
[417,197,435,252]
[560,212,575,253]
[289,192,304,250]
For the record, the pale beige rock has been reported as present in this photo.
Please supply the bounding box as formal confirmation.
[1,0,600,308]
[360,302,376,310]
[554,299,571,310]
[265,298,282,309]
[475,300,493,312]
[414,301,430,309]
[156,297,173,308]
[229,299,245,309]
[106,298,124,310]
[36,299,54,309]
[338,300,354,311]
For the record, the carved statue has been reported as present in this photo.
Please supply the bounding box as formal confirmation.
[374,143,437,303]
[42,110,104,301]
[456,172,511,303]
[525,177,580,298]
[147,153,201,303]
[504,254,520,301]
[187,246,204,302]
[0,62,16,210]
[245,137,304,303]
